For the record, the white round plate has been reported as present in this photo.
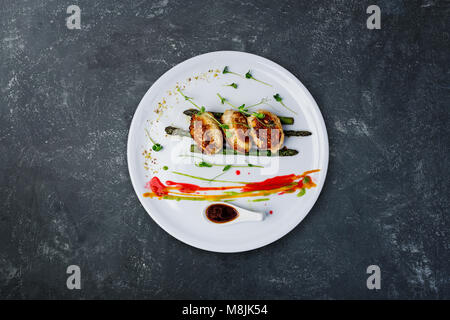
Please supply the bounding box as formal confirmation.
[127,51,328,253]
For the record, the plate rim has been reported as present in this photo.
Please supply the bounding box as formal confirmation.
[127,50,329,253]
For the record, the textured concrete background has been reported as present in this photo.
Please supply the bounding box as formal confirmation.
[0,0,449,299]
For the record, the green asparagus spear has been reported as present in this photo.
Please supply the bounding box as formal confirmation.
[165,126,310,138]
[283,130,312,137]
[165,126,191,137]
[182,109,294,125]
[190,144,298,157]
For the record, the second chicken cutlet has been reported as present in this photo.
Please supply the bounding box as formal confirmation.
[221,110,252,153]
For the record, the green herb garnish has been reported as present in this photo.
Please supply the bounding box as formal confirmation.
[197,161,213,168]
[250,198,270,202]
[172,171,247,184]
[222,66,244,78]
[273,93,297,114]
[297,188,306,197]
[178,88,230,135]
[245,70,272,87]
[197,106,206,115]
[145,128,163,152]
[225,83,238,89]
[177,88,202,111]
[217,94,273,128]
[181,155,264,169]
[252,112,265,119]
[247,98,269,109]
[237,104,247,113]
[205,164,233,182]
[223,66,271,86]
[163,166,169,170]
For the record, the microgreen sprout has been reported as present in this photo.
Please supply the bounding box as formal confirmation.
[178,89,230,134]
[195,161,263,169]
[216,93,273,128]
[177,88,202,111]
[247,97,269,109]
[249,163,262,168]
[145,129,163,152]
[219,95,227,104]
[197,106,206,115]
[223,66,271,86]
[172,171,247,184]
[222,66,244,78]
[273,93,297,114]
[197,161,213,168]
[238,104,248,113]
[208,165,232,183]
[253,112,265,119]
[245,70,272,87]
[180,155,264,169]
[225,83,238,89]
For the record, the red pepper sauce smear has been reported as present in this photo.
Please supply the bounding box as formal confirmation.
[143,169,320,200]
[165,181,236,193]
[146,177,168,196]
[242,174,297,192]
[206,204,239,223]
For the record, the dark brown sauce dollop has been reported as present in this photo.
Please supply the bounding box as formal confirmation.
[206,204,239,223]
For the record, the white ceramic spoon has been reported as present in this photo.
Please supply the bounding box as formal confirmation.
[203,202,265,225]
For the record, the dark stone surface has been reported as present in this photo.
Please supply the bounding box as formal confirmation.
[0,0,448,299]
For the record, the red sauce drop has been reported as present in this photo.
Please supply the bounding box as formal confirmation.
[235,170,241,175]
[269,210,273,214]
[206,204,239,223]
